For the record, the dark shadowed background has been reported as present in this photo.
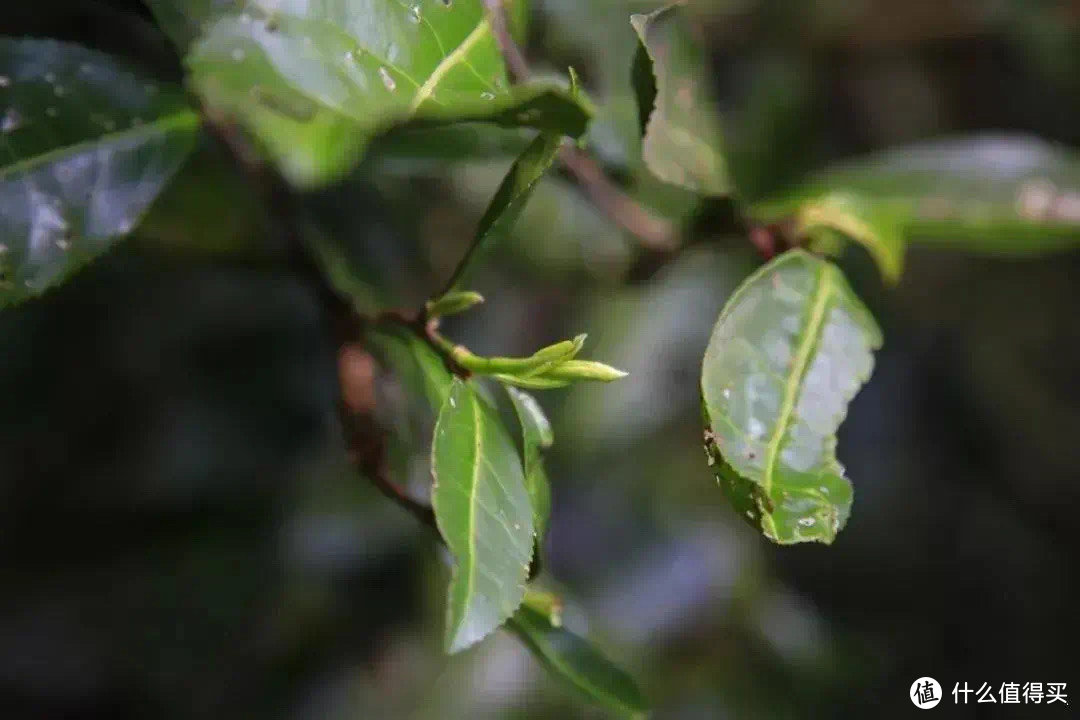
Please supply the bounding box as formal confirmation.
[2,1,1078,718]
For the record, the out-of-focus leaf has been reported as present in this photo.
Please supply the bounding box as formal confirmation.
[442,131,563,291]
[701,250,881,545]
[506,387,553,541]
[508,604,649,719]
[631,4,730,195]
[752,134,1080,278]
[154,0,591,185]
[368,324,453,412]
[795,192,906,284]
[0,38,198,306]
[432,378,534,653]
[137,134,266,256]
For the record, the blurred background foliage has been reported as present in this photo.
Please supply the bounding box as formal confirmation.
[2,0,1079,718]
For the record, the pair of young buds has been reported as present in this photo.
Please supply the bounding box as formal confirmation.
[425,291,627,390]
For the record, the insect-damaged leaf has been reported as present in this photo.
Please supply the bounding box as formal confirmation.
[150,0,592,186]
[432,378,534,652]
[631,4,730,195]
[701,250,881,544]
[0,38,198,306]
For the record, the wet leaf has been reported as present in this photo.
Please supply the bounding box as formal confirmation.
[506,387,553,541]
[752,134,1080,281]
[631,4,730,195]
[701,250,881,545]
[151,0,591,186]
[0,38,199,306]
[508,604,649,719]
[432,378,534,652]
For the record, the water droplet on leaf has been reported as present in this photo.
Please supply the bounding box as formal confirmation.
[379,67,396,91]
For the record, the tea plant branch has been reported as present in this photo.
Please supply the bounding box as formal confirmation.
[201,110,444,533]
[484,0,679,252]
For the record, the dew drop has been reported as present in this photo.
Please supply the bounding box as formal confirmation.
[797,517,816,528]
[232,48,246,62]
[722,387,731,399]
[408,4,421,23]
[449,396,456,408]
[480,91,495,100]
[379,66,396,91]
[0,75,10,88]
[239,12,252,24]
[45,107,58,118]
[344,50,354,62]
[56,238,70,251]
[53,85,65,97]
[44,71,56,83]
[1,108,21,133]
[818,485,829,494]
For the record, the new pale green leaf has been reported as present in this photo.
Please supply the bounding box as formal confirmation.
[0,38,199,306]
[752,134,1080,281]
[631,4,730,195]
[506,387,553,541]
[509,604,648,719]
[701,250,882,544]
[432,379,534,652]
[151,0,591,185]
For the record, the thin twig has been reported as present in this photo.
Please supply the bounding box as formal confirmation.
[483,0,679,252]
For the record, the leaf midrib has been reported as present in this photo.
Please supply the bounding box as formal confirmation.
[0,109,199,182]
[759,262,832,537]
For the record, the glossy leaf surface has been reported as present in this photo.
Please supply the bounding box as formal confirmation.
[432,378,534,652]
[0,38,198,306]
[701,250,881,544]
[152,0,591,185]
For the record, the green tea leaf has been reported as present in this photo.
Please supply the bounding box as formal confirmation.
[508,605,648,719]
[432,378,534,652]
[426,290,485,319]
[631,4,730,195]
[367,324,454,412]
[506,387,553,541]
[156,0,591,185]
[752,134,1080,280]
[444,130,563,291]
[701,250,882,545]
[0,38,199,306]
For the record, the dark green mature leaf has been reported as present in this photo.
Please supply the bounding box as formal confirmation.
[701,250,881,545]
[631,4,730,195]
[151,0,591,185]
[506,387,553,542]
[752,134,1080,281]
[432,378,534,653]
[440,130,563,292]
[0,38,199,306]
[509,604,648,719]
